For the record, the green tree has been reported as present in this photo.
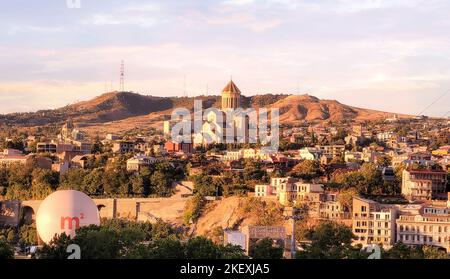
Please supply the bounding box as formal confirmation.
[150,171,173,197]
[290,160,322,181]
[82,168,104,196]
[422,246,450,259]
[31,169,58,200]
[337,188,358,212]
[0,239,14,259]
[297,222,367,259]
[377,155,392,167]
[19,224,37,246]
[382,242,424,259]
[183,194,206,224]
[141,237,185,259]
[185,237,220,259]
[251,238,284,259]
[130,175,145,197]
[219,244,248,259]
[38,233,73,259]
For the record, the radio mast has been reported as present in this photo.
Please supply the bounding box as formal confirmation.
[120,60,125,92]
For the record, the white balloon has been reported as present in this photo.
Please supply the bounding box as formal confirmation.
[36,190,100,244]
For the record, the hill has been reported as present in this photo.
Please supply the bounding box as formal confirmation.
[0,91,410,134]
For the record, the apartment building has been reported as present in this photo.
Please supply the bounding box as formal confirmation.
[113,141,136,154]
[164,141,193,154]
[37,142,57,153]
[318,193,351,225]
[37,141,92,155]
[254,177,298,205]
[352,197,397,248]
[396,204,450,252]
[126,155,158,172]
[316,145,345,158]
[402,169,448,201]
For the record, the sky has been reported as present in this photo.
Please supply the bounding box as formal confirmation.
[0,0,449,117]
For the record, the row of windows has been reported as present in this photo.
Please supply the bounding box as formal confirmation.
[356,221,390,228]
[399,234,449,244]
[399,225,449,233]
[355,236,390,242]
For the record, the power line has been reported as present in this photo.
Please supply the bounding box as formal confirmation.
[417,90,449,116]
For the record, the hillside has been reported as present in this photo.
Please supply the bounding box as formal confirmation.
[0,91,410,134]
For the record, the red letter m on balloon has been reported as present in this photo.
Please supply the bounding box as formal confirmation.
[61,216,80,230]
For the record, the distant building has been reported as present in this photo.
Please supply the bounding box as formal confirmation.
[37,142,57,153]
[402,169,448,201]
[37,141,91,155]
[71,155,94,169]
[241,226,286,256]
[165,141,193,154]
[396,201,450,252]
[432,146,450,156]
[316,145,345,159]
[224,230,246,251]
[112,141,135,154]
[352,197,397,248]
[126,155,158,172]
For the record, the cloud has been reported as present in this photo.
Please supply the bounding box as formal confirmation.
[81,3,164,28]
[5,25,65,35]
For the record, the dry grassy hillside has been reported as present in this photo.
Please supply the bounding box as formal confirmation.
[193,196,286,237]
[0,91,411,135]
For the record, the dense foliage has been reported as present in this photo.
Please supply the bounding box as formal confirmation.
[38,219,246,259]
[0,158,185,200]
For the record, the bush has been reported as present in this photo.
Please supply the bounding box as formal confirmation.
[183,194,206,224]
[0,239,14,259]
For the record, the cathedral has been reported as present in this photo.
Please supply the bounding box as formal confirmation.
[194,80,251,146]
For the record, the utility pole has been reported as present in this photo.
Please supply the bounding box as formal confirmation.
[284,207,303,259]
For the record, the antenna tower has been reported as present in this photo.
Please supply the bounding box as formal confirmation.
[120,60,125,92]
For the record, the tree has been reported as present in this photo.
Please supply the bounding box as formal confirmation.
[243,160,266,182]
[382,242,423,259]
[38,233,73,259]
[422,246,450,259]
[130,175,145,197]
[59,169,87,192]
[0,239,14,259]
[31,169,58,200]
[19,224,37,246]
[140,237,185,259]
[332,163,383,195]
[337,188,358,212]
[251,238,284,259]
[297,222,367,259]
[183,194,206,224]
[193,174,215,196]
[376,155,392,167]
[290,160,322,181]
[150,171,173,197]
[82,168,104,196]
[185,237,220,259]
[219,244,248,259]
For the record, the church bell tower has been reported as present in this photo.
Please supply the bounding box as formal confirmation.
[221,79,241,110]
